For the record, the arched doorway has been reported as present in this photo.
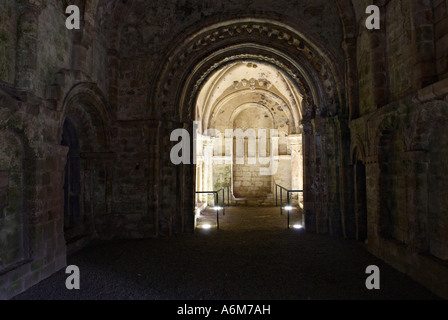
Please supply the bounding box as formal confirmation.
[61,117,84,244]
[354,155,367,242]
[193,60,304,208]
[152,17,348,233]
[58,83,112,243]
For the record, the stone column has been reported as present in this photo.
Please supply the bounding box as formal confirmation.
[71,4,90,73]
[197,163,203,202]
[182,122,195,233]
[365,155,381,254]
[107,49,119,120]
[71,34,89,72]
[412,2,437,88]
[287,134,303,205]
[15,3,41,91]
[270,135,279,178]
[342,38,360,120]
[203,137,215,206]
[196,133,209,204]
[0,171,9,209]
[323,118,343,237]
[312,118,328,234]
[157,121,179,236]
[369,4,389,109]
[403,151,429,253]
[41,144,69,272]
[337,116,355,239]
[302,120,316,233]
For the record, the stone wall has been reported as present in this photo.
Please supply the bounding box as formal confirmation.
[435,0,448,79]
[0,0,18,83]
[0,0,447,300]
[233,163,272,199]
[0,89,68,299]
[350,0,448,299]
[352,97,448,299]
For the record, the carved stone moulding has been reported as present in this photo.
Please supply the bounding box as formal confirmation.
[151,19,345,124]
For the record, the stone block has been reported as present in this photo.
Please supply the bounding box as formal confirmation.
[6,279,24,299]
[433,77,448,96]
[435,16,448,40]
[436,33,448,59]
[24,271,40,290]
[0,171,9,189]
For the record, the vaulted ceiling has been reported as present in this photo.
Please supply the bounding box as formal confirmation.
[196,61,302,135]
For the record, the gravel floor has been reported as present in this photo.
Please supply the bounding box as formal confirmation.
[13,207,439,300]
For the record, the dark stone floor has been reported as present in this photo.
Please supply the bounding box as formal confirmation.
[13,207,439,300]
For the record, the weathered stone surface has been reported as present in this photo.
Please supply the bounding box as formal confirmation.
[0,0,447,300]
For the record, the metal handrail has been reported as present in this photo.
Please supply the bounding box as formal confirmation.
[223,184,230,208]
[195,185,229,229]
[275,184,304,229]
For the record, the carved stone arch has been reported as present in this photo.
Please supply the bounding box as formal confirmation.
[334,0,357,39]
[147,13,351,235]
[351,137,367,165]
[58,83,112,250]
[150,16,347,123]
[184,53,315,124]
[373,111,400,157]
[59,83,111,152]
[206,87,298,134]
[351,135,368,242]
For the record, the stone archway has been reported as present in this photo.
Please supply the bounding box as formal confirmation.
[150,17,350,234]
[353,149,367,242]
[194,60,304,207]
[61,117,83,244]
[58,83,113,249]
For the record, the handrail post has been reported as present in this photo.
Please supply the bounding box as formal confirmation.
[215,192,219,230]
[275,184,278,207]
[273,185,305,229]
[287,191,290,229]
[222,188,225,216]
[227,184,230,207]
[280,188,283,216]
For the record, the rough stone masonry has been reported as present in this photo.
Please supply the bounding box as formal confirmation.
[0,0,447,300]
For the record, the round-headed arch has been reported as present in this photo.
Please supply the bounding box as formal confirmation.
[59,83,111,153]
[197,60,303,135]
[150,17,346,124]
